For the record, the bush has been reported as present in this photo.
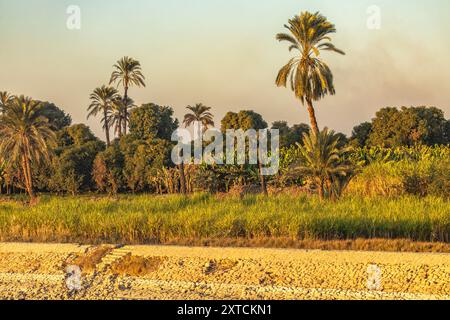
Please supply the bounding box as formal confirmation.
[347,158,450,198]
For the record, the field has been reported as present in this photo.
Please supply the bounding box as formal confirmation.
[0,243,449,300]
[0,193,448,247]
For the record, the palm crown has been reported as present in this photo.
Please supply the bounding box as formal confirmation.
[87,86,119,146]
[183,103,215,131]
[292,128,353,199]
[276,12,345,134]
[0,91,14,115]
[109,56,146,90]
[109,56,146,135]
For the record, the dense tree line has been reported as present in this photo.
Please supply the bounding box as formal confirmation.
[1,12,448,201]
[350,107,449,148]
[1,90,447,199]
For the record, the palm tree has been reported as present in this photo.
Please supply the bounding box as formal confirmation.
[291,128,354,200]
[0,96,56,199]
[276,11,345,135]
[87,86,119,147]
[109,57,146,135]
[183,103,215,137]
[0,91,14,115]
[109,96,136,138]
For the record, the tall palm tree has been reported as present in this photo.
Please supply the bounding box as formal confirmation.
[109,56,146,135]
[291,128,354,200]
[0,96,56,199]
[87,86,119,147]
[0,91,14,115]
[109,96,136,138]
[276,11,345,135]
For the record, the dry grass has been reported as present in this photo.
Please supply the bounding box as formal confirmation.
[164,238,450,253]
[110,255,166,276]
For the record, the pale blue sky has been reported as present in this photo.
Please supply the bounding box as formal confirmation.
[1,0,449,137]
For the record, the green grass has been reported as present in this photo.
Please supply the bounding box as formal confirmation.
[0,193,448,244]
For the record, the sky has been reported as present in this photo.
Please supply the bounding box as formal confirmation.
[1,0,449,139]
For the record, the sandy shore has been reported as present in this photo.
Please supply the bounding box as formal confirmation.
[0,243,449,300]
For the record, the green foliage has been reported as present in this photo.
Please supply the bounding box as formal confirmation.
[110,56,146,89]
[367,106,448,147]
[290,129,356,199]
[129,103,179,141]
[347,146,450,198]
[272,121,310,148]
[87,86,120,145]
[0,96,57,197]
[34,124,105,195]
[120,137,173,193]
[36,101,72,130]
[350,122,372,147]
[193,163,259,193]
[93,144,125,195]
[221,110,268,132]
[183,103,215,130]
[57,124,99,148]
[0,194,448,243]
[275,11,345,104]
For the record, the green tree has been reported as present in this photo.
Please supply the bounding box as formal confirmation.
[272,121,310,148]
[129,103,179,141]
[87,86,119,147]
[120,137,173,193]
[36,102,72,130]
[221,111,268,132]
[368,106,448,147]
[350,122,372,147]
[291,128,354,200]
[180,103,215,195]
[57,124,99,148]
[93,144,125,195]
[109,56,146,135]
[275,11,345,134]
[221,110,269,195]
[0,96,56,199]
[44,124,105,195]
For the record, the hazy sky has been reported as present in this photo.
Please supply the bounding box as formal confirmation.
[1,0,449,138]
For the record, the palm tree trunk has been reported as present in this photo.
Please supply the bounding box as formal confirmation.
[258,162,268,196]
[306,99,320,135]
[22,155,34,199]
[104,109,111,147]
[117,117,122,138]
[123,86,128,135]
[318,178,325,201]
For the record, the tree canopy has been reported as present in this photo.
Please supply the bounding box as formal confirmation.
[129,103,179,141]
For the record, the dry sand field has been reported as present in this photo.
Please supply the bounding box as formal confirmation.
[0,243,449,300]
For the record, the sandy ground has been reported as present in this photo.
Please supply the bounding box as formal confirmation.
[0,243,449,300]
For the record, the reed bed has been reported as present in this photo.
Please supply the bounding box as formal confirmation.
[0,193,448,244]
